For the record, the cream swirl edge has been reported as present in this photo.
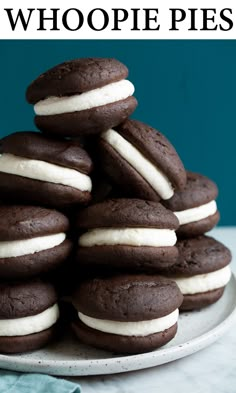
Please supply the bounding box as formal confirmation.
[34,80,135,115]
[174,200,217,226]
[171,265,231,295]
[79,228,177,247]
[0,153,92,192]
[0,304,59,336]
[79,309,179,337]
[0,233,66,258]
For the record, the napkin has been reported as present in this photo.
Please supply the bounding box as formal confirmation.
[0,370,81,393]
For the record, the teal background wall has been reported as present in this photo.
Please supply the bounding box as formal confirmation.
[0,40,235,225]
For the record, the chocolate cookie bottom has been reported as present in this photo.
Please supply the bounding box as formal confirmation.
[36,97,137,136]
[180,287,225,311]
[0,172,91,208]
[76,245,178,272]
[0,325,58,354]
[72,320,178,354]
[0,239,73,280]
[177,211,220,238]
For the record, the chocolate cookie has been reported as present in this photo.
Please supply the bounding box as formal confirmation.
[0,205,73,279]
[163,172,220,237]
[99,120,186,201]
[0,279,59,353]
[26,58,137,136]
[0,132,93,208]
[160,236,232,310]
[76,199,179,272]
[72,274,183,354]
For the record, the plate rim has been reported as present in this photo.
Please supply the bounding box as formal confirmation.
[0,274,236,375]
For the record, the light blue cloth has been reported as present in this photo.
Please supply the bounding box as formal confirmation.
[0,370,81,393]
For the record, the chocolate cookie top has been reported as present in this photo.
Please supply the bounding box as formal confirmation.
[166,236,231,277]
[0,280,57,319]
[0,205,69,241]
[0,132,93,174]
[114,120,186,190]
[26,58,128,104]
[76,199,179,229]
[73,275,183,321]
[164,172,218,211]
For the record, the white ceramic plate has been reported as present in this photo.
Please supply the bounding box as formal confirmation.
[1,274,236,377]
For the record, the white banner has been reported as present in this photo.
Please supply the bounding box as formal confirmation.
[0,0,235,39]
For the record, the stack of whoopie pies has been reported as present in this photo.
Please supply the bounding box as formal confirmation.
[0,58,231,355]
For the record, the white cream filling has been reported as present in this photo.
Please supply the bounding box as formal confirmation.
[0,304,59,337]
[171,265,231,295]
[0,153,92,192]
[174,200,217,226]
[0,233,66,259]
[79,228,177,248]
[102,129,174,200]
[34,80,135,116]
[79,309,178,337]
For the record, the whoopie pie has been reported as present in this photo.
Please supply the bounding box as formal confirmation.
[76,199,179,272]
[26,58,137,136]
[0,132,93,208]
[0,280,59,353]
[162,236,232,310]
[99,120,186,201]
[72,274,183,354]
[0,205,72,279]
[164,172,220,238]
